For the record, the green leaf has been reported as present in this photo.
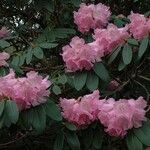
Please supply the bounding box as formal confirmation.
[126,132,143,150]
[26,47,33,64]
[93,131,103,149]
[19,53,26,66]
[65,122,77,131]
[39,43,58,49]
[0,40,10,48]
[86,72,99,91]
[58,74,67,85]
[74,72,87,91]
[118,61,126,71]
[11,55,20,67]
[66,131,80,150]
[134,120,150,146]
[108,46,122,64]
[44,99,62,121]
[138,37,149,59]
[53,131,64,150]
[5,100,19,124]
[93,62,110,82]
[33,47,44,59]
[52,85,61,95]
[32,106,46,133]
[122,44,132,65]
[127,38,139,46]
[0,101,5,117]
[70,0,81,7]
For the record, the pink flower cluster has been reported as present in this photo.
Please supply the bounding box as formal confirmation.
[128,12,150,40]
[90,24,129,57]
[74,3,111,33]
[0,70,51,110]
[60,90,103,127]
[0,52,10,67]
[60,90,147,137]
[0,27,9,38]
[61,36,97,72]
[98,97,147,137]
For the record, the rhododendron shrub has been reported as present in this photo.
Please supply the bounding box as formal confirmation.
[0,0,150,150]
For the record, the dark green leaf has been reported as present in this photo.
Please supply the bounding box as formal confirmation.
[138,37,149,59]
[65,122,77,131]
[126,132,143,150]
[58,74,67,85]
[74,72,87,91]
[0,101,5,117]
[122,44,132,65]
[0,40,10,48]
[86,72,99,91]
[44,99,62,121]
[33,47,44,59]
[5,100,19,124]
[108,46,122,64]
[127,38,139,46]
[52,85,61,95]
[53,131,64,150]
[93,62,110,82]
[26,47,33,64]
[66,131,80,150]
[134,120,150,146]
[11,55,20,67]
[118,61,126,71]
[93,131,103,149]
[39,43,58,49]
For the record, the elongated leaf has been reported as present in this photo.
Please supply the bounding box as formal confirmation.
[138,38,149,59]
[118,61,126,71]
[58,74,67,85]
[126,132,143,150]
[108,46,122,64]
[52,85,61,95]
[0,101,5,117]
[93,130,103,149]
[86,72,99,91]
[53,131,64,150]
[26,47,33,64]
[33,47,44,59]
[0,40,10,48]
[39,43,58,49]
[122,44,132,65]
[74,72,87,91]
[5,100,19,124]
[19,54,26,66]
[44,99,62,121]
[65,122,77,131]
[32,106,46,133]
[134,120,150,146]
[127,38,139,46]
[66,131,80,150]
[11,56,20,67]
[93,62,110,82]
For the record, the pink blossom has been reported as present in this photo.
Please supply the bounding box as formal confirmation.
[145,147,150,150]
[62,36,97,72]
[60,90,103,127]
[90,24,129,57]
[0,27,9,38]
[128,12,149,39]
[0,52,10,67]
[74,3,111,33]
[0,70,51,110]
[98,97,147,137]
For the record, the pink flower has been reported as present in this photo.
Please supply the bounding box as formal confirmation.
[60,90,103,127]
[0,70,51,110]
[0,27,9,38]
[145,147,150,150]
[0,52,10,67]
[128,12,149,40]
[61,36,97,72]
[98,97,147,137]
[90,24,129,58]
[74,3,111,33]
